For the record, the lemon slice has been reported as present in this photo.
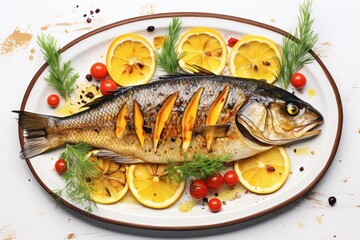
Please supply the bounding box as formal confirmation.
[234,146,290,194]
[127,164,186,209]
[87,151,128,204]
[106,33,156,87]
[229,35,282,83]
[177,27,227,74]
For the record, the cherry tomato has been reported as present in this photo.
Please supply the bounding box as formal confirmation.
[90,62,108,80]
[208,197,222,212]
[223,170,239,186]
[290,72,307,89]
[227,37,239,48]
[190,179,208,199]
[47,94,60,108]
[206,174,224,190]
[55,159,67,175]
[100,79,117,95]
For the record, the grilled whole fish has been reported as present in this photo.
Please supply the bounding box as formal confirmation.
[15,74,323,163]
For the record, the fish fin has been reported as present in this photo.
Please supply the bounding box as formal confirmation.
[13,110,49,130]
[93,149,145,164]
[192,124,231,138]
[159,65,215,80]
[13,110,56,159]
[159,73,193,80]
[185,64,216,75]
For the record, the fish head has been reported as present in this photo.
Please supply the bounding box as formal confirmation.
[236,85,323,145]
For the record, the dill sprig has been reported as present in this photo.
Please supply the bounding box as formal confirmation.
[156,17,183,75]
[167,154,231,182]
[37,34,79,99]
[55,143,99,213]
[276,0,319,89]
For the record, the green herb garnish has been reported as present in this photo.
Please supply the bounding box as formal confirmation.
[276,0,319,89]
[167,154,231,182]
[55,143,99,213]
[37,34,79,99]
[156,17,183,75]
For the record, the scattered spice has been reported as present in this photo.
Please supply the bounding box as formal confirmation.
[82,8,101,23]
[266,165,276,172]
[262,61,271,66]
[204,51,212,56]
[143,125,152,134]
[299,166,304,172]
[85,92,95,99]
[66,233,76,240]
[147,26,155,32]
[328,196,336,206]
[85,74,93,81]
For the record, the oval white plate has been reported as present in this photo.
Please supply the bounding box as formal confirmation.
[18,13,342,230]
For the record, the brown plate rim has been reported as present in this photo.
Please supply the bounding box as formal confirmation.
[17,12,343,230]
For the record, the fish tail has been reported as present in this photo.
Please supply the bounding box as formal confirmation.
[13,110,60,159]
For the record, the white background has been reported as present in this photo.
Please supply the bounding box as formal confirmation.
[1,0,359,239]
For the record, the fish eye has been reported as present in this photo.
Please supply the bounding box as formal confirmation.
[286,102,300,116]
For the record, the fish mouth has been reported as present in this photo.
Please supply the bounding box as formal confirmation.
[237,117,323,146]
[293,118,323,139]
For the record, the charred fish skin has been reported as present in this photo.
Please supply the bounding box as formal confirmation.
[15,74,323,163]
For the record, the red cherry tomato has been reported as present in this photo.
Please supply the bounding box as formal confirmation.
[223,170,239,186]
[47,94,60,108]
[290,72,307,89]
[90,62,108,80]
[55,159,67,175]
[227,37,239,48]
[190,179,208,199]
[206,174,224,190]
[100,79,117,95]
[208,197,222,212]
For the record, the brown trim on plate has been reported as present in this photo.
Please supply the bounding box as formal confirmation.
[17,12,343,230]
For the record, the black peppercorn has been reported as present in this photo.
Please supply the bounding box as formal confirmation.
[143,125,152,134]
[85,74,93,81]
[328,196,336,206]
[147,26,155,32]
